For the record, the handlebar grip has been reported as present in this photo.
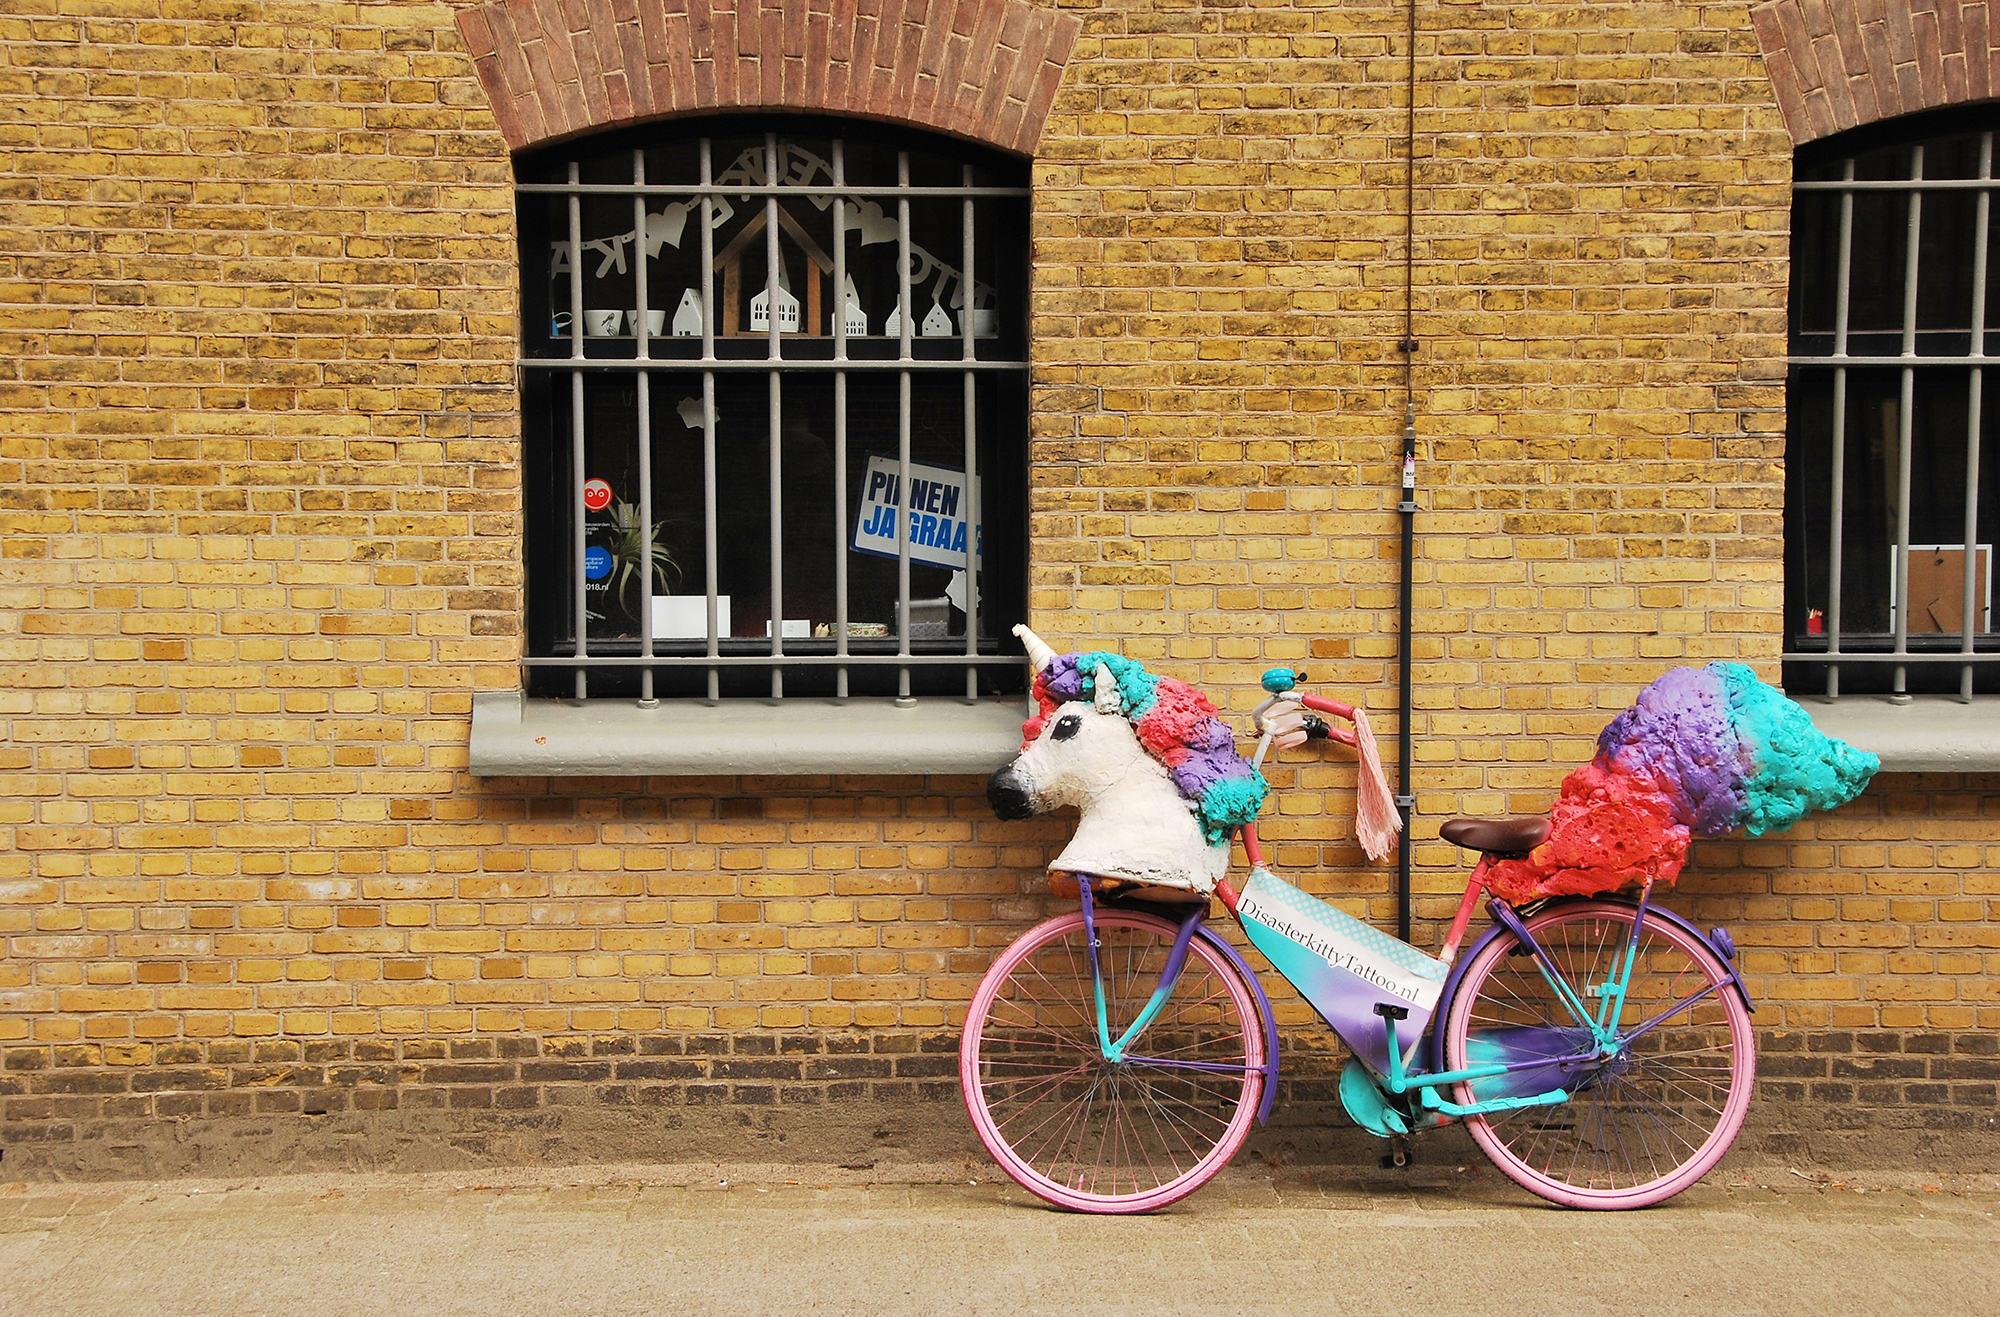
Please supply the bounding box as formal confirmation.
[1293,694,1358,746]
[1298,693,1356,721]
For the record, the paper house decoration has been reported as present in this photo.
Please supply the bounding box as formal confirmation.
[672,289,702,337]
[749,260,801,333]
[712,206,834,336]
[921,300,953,337]
[841,275,868,336]
[883,302,902,336]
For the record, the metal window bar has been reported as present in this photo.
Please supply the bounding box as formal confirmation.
[532,135,1028,701]
[525,358,1026,373]
[1786,354,2000,367]
[1791,143,2000,700]
[1825,158,1854,698]
[569,162,588,701]
[1964,133,1993,703]
[1794,177,2000,191]
[701,139,721,703]
[1891,146,1924,704]
[765,133,785,701]
[634,148,656,707]
[833,141,850,702]
[896,149,914,708]
[961,163,980,704]
[518,182,1030,198]
[525,655,1025,669]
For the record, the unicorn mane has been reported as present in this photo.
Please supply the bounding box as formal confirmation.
[1026,651,1266,844]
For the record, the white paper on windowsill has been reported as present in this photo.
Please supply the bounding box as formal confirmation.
[652,595,731,639]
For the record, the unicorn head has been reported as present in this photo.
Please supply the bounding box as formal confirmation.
[988,627,1267,894]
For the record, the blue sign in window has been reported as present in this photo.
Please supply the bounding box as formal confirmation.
[584,546,613,581]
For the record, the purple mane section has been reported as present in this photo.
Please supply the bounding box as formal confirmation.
[1169,743,1248,799]
[1184,717,1235,752]
[1039,655,1088,703]
[1594,665,1751,838]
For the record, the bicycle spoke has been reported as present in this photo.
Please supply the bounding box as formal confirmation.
[985,1062,1096,1125]
[1021,1068,1105,1175]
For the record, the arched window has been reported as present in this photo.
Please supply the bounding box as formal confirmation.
[1786,109,2000,700]
[515,116,1030,705]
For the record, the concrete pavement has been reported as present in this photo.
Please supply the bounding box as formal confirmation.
[2,1158,1996,1316]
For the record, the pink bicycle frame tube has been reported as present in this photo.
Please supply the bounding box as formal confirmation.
[1438,857,1491,966]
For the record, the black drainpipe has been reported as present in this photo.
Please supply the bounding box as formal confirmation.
[1395,0,1418,943]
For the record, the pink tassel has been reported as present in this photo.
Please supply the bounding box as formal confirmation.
[1349,707,1402,862]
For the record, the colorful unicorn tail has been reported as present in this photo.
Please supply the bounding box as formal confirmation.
[1349,707,1402,862]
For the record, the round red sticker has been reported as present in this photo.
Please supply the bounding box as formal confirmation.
[583,478,612,511]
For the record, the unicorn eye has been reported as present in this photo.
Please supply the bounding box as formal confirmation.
[1050,714,1082,742]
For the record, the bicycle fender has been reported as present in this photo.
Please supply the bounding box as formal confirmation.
[1193,923,1282,1125]
[1423,898,1754,1076]
[1645,903,1755,1016]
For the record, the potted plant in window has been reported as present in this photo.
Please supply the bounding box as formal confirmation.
[607,501,680,631]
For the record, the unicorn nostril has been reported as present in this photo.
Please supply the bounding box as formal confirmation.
[987,767,1036,820]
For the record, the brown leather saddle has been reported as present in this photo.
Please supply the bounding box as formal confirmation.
[1438,816,1550,858]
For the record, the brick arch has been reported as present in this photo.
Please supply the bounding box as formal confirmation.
[455,0,1081,157]
[1750,1,2000,145]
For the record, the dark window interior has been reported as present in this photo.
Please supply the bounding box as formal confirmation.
[1786,106,2000,696]
[516,117,1031,701]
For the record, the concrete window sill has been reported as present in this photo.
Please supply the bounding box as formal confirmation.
[467,691,2000,780]
[468,691,1029,778]
[1794,694,2000,772]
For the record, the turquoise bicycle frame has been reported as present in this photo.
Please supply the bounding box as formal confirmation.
[1076,862,1751,1135]
[1075,877,1283,1124]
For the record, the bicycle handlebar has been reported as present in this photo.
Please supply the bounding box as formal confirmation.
[1245,670,1403,867]
[1252,689,1359,751]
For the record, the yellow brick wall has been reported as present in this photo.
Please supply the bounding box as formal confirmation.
[1032,0,1807,951]
[0,1,1994,1164]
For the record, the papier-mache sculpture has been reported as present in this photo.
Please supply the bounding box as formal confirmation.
[987,626,1398,895]
[1483,662,1880,903]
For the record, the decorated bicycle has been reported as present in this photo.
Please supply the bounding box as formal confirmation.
[963,626,1879,1212]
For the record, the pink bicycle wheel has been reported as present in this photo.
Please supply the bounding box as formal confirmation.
[1442,900,1755,1209]
[960,909,1265,1214]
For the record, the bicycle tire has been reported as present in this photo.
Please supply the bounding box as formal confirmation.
[960,908,1265,1214]
[1442,899,1754,1209]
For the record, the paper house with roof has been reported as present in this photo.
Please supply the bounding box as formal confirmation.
[712,207,834,336]
[672,288,702,337]
[841,275,867,336]
[750,261,800,333]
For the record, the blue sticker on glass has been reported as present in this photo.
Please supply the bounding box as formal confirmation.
[584,546,613,581]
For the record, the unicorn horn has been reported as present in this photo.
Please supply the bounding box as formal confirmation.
[1013,623,1058,672]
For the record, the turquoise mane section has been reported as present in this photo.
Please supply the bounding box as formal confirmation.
[1069,651,1162,720]
[1714,662,1880,837]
